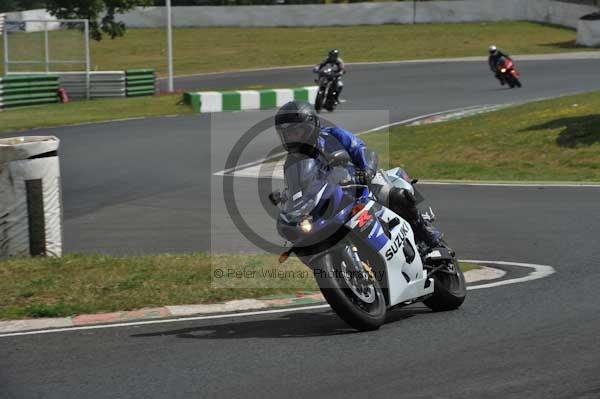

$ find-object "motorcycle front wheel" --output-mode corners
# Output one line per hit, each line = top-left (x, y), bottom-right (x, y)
(324, 88), (337, 112)
(314, 90), (324, 113)
(314, 252), (386, 331)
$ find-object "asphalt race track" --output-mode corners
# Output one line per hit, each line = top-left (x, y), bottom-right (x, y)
(1, 57), (600, 398)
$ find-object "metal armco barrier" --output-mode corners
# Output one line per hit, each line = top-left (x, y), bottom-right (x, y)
(0, 75), (59, 109)
(0, 68), (155, 106)
(0, 14), (5, 36)
(126, 69), (156, 97)
(59, 71), (126, 99)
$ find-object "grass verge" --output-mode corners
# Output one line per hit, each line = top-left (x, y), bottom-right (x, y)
(0, 93), (193, 133)
(0, 22), (589, 77)
(362, 91), (600, 181)
(0, 21), (590, 134)
(0, 252), (478, 320)
(0, 82), (311, 134)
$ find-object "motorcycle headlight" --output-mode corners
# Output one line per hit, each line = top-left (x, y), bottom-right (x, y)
(300, 218), (313, 233)
(501, 68), (507, 73)
(285, 199), (317, 222)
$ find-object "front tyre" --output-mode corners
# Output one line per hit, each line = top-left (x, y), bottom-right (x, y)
(314, 252), (386, 331)
(315, 90), (324, 113)
(423, 249), (466, 312)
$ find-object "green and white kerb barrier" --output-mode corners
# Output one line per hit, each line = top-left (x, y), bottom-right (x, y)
(183, 86), (318, 113)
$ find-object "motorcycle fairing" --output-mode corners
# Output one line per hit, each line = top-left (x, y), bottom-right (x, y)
(348, 199), (434, 307)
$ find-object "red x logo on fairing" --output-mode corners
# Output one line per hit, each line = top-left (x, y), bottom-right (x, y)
(357, 211), (372, 228)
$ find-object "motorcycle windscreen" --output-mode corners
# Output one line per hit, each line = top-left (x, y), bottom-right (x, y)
(282, 155), (328, 219)
(321, 62), (339, 75)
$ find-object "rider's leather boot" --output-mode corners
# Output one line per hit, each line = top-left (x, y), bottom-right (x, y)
(389, 187), (442, 250)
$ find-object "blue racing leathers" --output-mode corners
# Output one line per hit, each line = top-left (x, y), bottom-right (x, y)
(318, 126), (368, 170)
(316, 125), (442, 249)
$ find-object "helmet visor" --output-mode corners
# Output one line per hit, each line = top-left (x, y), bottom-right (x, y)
(277, 122), (317, 148)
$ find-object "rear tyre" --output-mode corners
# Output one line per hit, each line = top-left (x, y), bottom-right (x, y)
(314, 252), (386, 331)
(423, 246), (466, 312)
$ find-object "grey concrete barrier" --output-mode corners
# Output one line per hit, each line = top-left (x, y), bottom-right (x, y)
(577, 18), (600, 46)
(111, 0), (598, 28)
(545, 0), (599, 28)
(7, 1), (599, 30)
(115, 3), (415, 27)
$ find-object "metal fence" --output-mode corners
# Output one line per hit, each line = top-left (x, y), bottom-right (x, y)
(2, 19), (90, 99)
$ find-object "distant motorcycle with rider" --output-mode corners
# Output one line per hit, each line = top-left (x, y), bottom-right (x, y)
(313, 49), (345, 112)
(488, 45), (522, 88)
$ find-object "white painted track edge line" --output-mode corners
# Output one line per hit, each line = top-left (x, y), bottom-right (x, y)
(156, 52), (600, 81)
(214, 101), (600, 187)
(0, 304), (331, 338)
(0, 260), (555, 338)
(213, 105), (493, 176)
(462, 259), (556, 290)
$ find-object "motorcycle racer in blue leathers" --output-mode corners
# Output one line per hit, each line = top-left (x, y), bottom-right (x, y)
(272, 100), (442, 250)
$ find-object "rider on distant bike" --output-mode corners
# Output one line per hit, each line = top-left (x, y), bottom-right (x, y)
(314, 49), (346, 104)
(273, 100), (443, 251)
(488, 45), (511, 84)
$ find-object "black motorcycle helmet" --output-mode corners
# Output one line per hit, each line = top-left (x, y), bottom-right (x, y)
(275, 101), (320, 153)
(328, 48), (340, 61)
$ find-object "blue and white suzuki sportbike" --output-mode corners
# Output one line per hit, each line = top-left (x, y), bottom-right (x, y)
(274, 150), (466, 331)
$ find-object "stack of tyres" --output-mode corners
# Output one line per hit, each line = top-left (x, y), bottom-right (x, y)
(0, 75), (60, 109)
(126, 69), (156, 97)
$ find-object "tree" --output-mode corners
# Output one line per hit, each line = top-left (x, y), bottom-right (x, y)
(0, 0), (47, 13)
(45, 0), (152, 41)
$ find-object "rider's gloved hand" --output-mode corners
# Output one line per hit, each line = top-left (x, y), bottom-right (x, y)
(354, 168), (375, 185)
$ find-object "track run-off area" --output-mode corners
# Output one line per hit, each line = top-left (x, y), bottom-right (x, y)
(1, 54), (599, 399)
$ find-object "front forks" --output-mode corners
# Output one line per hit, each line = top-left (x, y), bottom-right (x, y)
(341, 244), (371, 282)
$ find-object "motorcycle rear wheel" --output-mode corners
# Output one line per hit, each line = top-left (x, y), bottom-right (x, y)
(514, 78), (522, 88)
(314, 253), (386, 331)
(423, 244), (466, 312)
(507, 76), (516, 88)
